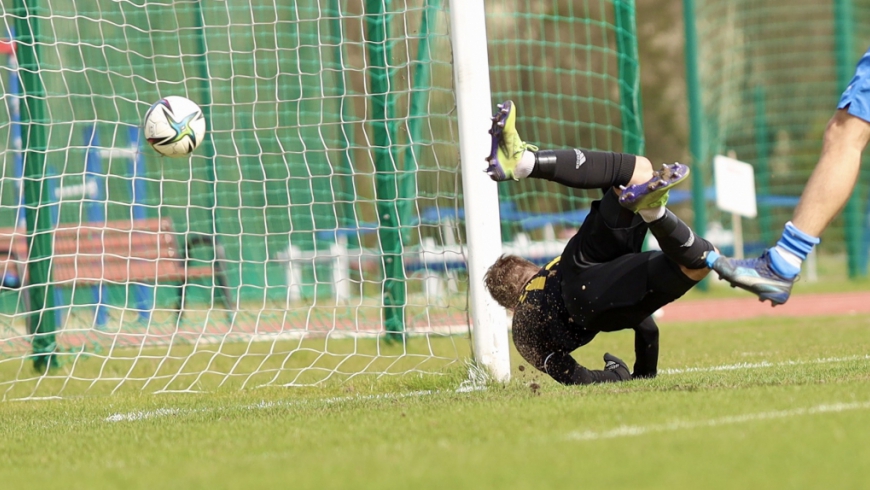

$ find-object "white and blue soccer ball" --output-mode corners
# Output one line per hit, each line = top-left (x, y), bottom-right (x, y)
(143, 96), (206, 158)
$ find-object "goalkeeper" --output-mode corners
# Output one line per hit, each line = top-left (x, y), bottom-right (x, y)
(483, 101), (716, 384)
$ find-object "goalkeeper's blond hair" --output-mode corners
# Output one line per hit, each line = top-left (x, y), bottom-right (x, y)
(483, 254), (540, 310)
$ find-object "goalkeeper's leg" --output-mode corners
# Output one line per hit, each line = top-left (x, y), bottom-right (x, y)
(486, 100), (683, 194)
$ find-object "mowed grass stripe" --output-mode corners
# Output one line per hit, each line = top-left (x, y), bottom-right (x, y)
(96, 353), (870, 424)
(1, 314), (868, 489)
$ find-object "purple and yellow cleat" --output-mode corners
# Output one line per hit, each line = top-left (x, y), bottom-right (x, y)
(485, 100), (538, 181)
(618, 162), (690, 212)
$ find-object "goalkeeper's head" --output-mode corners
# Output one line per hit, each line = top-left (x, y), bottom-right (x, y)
(484, 254), (540, 310)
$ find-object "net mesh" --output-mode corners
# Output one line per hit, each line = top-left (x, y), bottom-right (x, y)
(0, 0), (640, 399)
(487, 0), (642, 247)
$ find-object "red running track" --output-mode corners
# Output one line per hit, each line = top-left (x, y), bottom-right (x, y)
(659, 291), (870, 323)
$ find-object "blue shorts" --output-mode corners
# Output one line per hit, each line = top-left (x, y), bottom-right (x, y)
(838, 46), (870, 122)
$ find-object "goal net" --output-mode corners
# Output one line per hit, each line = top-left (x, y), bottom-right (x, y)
(0, 0), (642, 399)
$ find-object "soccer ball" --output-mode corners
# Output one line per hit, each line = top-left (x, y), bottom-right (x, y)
(143, 96), (206, 157)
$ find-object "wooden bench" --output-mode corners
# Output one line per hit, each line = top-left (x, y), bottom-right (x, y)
(0, 218), (233, 322)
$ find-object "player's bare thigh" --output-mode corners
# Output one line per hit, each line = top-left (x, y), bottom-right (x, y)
(678, 246), (719, 281)
(679, 264), (709, 281)
(824, 108), (870, 152)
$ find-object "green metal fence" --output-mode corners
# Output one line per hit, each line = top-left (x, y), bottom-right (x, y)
(486, 0), (644, 241)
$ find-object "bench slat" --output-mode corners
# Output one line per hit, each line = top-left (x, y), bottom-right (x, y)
(55, 218), (169, 233)
(0, 218), (213, 285)
(52, 258), (186, 284)
(52, 233), (172, 255)
(51, 237), (173, 258)
(185, 265), (216, 279)
(0, 234), (28, 259)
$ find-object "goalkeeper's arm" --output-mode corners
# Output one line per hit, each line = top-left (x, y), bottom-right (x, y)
(632, 317), (659, 379)
(521, 347), (631, 385)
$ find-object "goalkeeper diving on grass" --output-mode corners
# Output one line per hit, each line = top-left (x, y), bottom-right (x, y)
(483, 101), (720, 385)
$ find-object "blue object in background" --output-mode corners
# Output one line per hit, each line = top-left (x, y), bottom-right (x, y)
(128, 126), (152, 322)
(84, 126), (110, 329)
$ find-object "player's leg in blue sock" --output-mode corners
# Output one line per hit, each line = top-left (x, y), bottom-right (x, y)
(706, 222), (819, 306)
(767, 222), (820, 279)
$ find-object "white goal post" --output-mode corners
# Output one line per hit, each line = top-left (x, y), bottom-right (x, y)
(449, 0), (511, 382)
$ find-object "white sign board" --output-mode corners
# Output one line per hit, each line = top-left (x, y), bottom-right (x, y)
(713, 155), (757, 218)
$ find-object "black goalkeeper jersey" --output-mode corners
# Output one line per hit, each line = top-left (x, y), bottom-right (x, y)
(512, 257), (599, 361)
(562, 198), (648, 269)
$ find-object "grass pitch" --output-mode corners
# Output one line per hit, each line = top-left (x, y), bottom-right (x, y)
(1, 314), (869, 489)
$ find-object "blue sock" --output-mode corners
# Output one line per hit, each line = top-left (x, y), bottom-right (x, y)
(768, 249), (801, 278)
(769, 222), (820, 278)
(704, 250), (720, 268)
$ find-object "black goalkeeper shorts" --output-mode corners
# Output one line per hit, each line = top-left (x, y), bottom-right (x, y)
(560, 249), (697, 333)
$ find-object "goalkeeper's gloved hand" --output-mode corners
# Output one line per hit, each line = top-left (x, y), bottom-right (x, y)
(603, 353), (631, 381)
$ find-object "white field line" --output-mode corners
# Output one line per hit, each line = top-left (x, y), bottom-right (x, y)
(661, 354), (870, 375)
(105, 380), (489, 422)
(567, 400), (870, 442)
(105, 390), (440, 422)
(104, 354), (870, 423)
